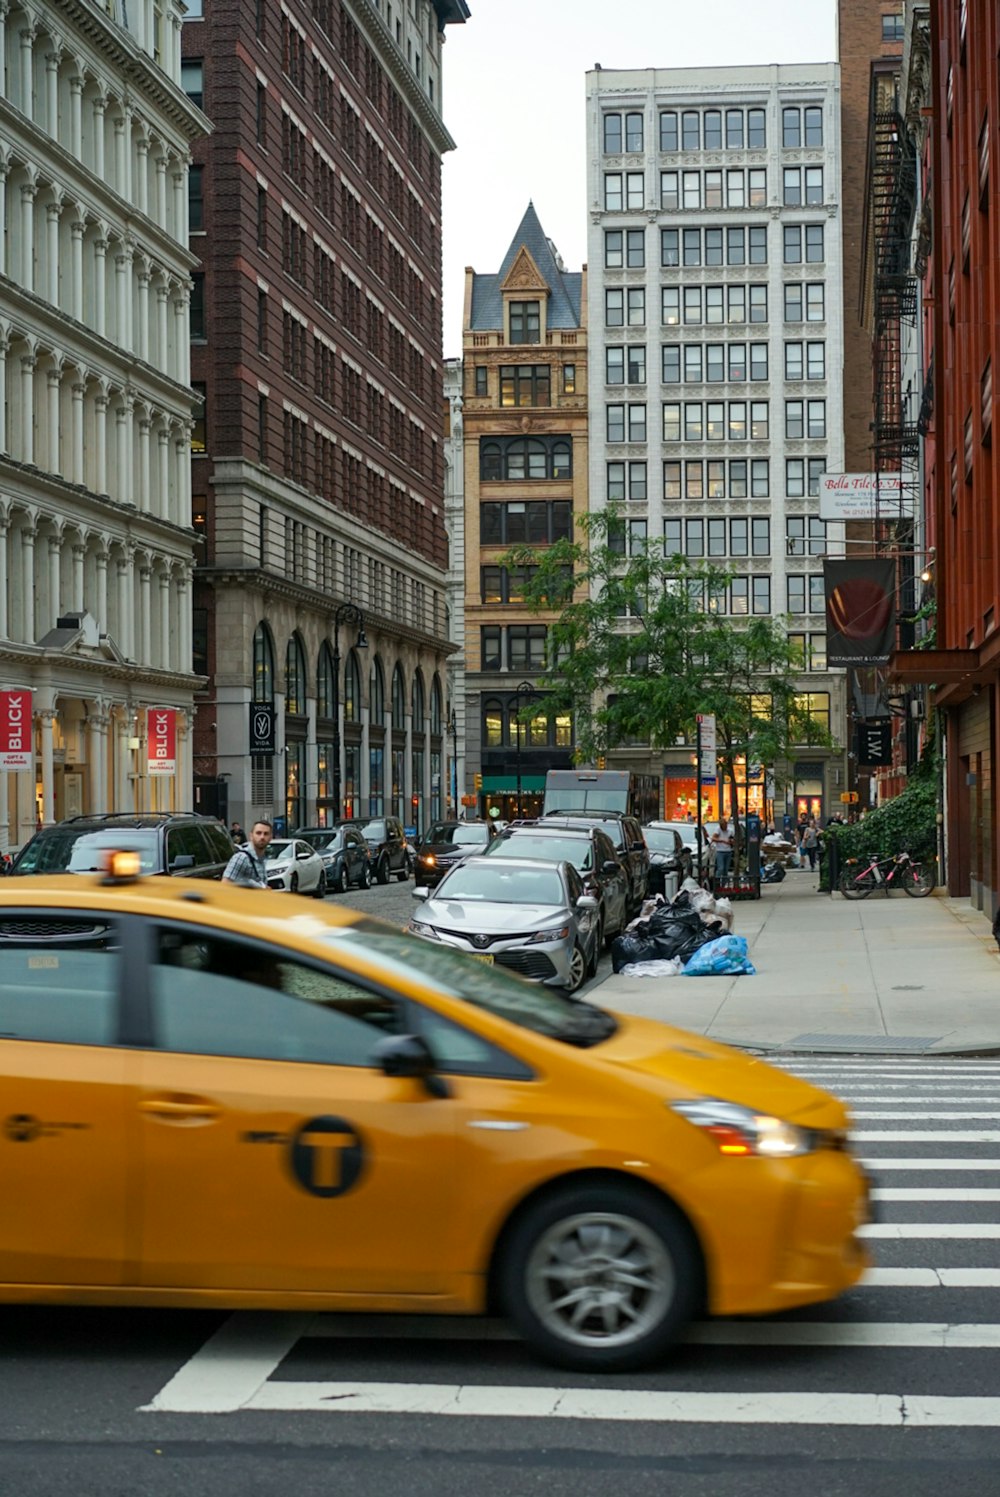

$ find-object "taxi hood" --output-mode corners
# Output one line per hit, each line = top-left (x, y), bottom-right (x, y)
(596, 1013), (848, 1126)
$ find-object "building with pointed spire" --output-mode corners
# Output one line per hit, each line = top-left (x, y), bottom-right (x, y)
(460, 205), (588, 819)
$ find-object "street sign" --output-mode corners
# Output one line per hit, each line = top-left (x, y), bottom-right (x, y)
(249, 703), (275, 755)
(696, 713), (716, 780)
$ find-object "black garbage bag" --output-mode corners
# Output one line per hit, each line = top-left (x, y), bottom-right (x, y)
(611, 931), (656, 972)
(761, 862), (786, 884)
(642, 903), (717, 964)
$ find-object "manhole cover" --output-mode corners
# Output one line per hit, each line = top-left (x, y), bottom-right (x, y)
(784, 1033), (942, 1053)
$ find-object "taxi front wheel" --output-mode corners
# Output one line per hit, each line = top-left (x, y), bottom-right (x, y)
(500, 1182), (701, 1372)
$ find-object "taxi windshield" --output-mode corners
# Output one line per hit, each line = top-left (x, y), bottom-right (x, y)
(321, 924), (616, 1047)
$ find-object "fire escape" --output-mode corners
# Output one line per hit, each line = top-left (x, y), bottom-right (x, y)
(861, 89), (923, 771)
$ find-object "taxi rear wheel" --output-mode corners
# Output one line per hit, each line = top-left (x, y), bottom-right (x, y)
(500, 1183), (700, 1372)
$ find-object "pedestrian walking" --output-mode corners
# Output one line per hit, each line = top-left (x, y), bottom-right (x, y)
(800, 817), (820, 870)
(222, 819), (273, 887)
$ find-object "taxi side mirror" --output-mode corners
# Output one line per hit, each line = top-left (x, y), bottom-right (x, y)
(371, 1034), (449, 1098)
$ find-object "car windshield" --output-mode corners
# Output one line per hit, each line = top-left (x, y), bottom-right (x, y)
(357, 820), (385, 842)
(425, 824), (489, 847)
(300, 831), (337, 851)
(264, 840), (293, 861)
(489, 834), (592, 872)
(644, 828), (678, 851)
(14, 829), (159, 875)
(322, 923), (617, 1048)
(433, 864), (564, 904)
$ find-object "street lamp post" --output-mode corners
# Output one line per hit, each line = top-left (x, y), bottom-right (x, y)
(514, 680), (534, 819)
(331, 603), (367, 820)
(448, 705), (458, 815)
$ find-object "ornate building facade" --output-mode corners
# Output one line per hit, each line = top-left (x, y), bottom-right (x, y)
(0, 0), (207, 849)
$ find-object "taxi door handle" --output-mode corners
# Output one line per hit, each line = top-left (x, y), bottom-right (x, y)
(138, 1095), (221, 1124)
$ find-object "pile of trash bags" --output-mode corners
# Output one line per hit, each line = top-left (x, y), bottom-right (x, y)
(611, 880), (756, 978)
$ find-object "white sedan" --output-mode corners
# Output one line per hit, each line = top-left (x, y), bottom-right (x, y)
(262, 838), (326, 896)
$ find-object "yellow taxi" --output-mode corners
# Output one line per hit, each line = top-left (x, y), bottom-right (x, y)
(0, 861), (869, 1372)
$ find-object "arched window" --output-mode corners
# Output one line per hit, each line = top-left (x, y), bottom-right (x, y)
(480, 440), (502, 480)
(430, 675), (443, 734)
(392, 663), (406, 721)
(412, 670), (425, 730)
(370, 659), (385, 725)
(551, 440), (572, 479)
(285, 634), (307, 715)
(483, 698), (504, 748)
(253, 622), (275, 703)
(344, 650), (362, 722)
(317, 643), (336, 719)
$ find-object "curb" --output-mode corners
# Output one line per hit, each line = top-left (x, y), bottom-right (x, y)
(726, 1040), (1000, 1059)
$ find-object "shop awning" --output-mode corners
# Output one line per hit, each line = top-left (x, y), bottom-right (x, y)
(482, 774), (546, 793)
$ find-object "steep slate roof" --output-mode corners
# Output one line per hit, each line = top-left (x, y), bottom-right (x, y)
(469, 203), (582, 332)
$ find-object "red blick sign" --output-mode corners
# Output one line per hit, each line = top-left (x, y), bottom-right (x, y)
(147, 708), (177, 776)
(0, 690), (33, 771)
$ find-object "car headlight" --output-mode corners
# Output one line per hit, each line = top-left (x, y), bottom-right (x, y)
(408, 919), (441, 939)
(526, 924), (571, 944)
(669, 1098), (813, 1158)
(419, 854), (437, 867)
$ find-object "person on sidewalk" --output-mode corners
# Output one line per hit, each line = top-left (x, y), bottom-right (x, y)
(800, 817), (820, 870)
(222, 819), (273, 887)
(711, 817), (734, 884)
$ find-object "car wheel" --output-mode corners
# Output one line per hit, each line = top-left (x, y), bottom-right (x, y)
(563, 942), (587, 995)
(336, 864), (350, 894)
(289, 873), (299, 894)
(500, 1182), (701, 1373)
(360, 863), (373, 889)
(313, 871), (326, 898)
(396, 856), (410, 882)
(376, 856), (390, 885)
(585, 931), (600, 979)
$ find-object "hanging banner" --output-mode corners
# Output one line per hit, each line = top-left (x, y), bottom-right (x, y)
(147, 707), (177, 776)
(857, 722), (893, 767)
(249, 703), (276, 755)
(823, 559), (896, 667)
(0, 690), (33, 771)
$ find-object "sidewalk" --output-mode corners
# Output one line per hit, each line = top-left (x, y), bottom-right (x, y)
(595, 871), (1000, 1055)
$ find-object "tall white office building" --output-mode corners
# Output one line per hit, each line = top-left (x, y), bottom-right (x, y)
(586, 63), (848, 825)
(0, 0), (206, 849)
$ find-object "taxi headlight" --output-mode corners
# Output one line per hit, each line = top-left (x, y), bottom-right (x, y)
(669, 1098), (812, 1158)
(526, 925), (570, 944)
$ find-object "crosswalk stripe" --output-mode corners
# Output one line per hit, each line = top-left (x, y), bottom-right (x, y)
(852, 1129), (1000, 1141)
(834, 1094), (1000, 1101)
(861, 1158), (1000, 1170)
(850, 1111), (1000, 1119)
(861, 1223), (1000, 1239)
(863, 1268), (1000, 1286)
(873, 1187), (1000, 1201)
(242, 1381), (1000, 1426)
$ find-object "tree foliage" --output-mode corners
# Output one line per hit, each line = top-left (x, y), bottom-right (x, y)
(504, 507), (835, 788)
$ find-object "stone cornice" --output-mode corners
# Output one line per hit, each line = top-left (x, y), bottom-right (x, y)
(0, 637), (203, 691)
(0, 453), (198, 555)
(350, 0), (457, 155)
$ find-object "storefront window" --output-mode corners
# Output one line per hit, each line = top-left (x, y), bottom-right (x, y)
(392, 747), (405, 822)
(285, 740), (306, 830)
(369, 745), (384, 815)
(664, 770), (718, 823)
(344, 744), (360, 820)
(431, 750), (442, 821)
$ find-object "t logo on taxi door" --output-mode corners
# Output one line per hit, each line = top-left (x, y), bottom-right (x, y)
(289, 1115), (364, 1198)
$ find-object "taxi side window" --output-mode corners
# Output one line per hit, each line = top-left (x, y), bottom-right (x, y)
(151, 929), (401, 1066)
(0, 917), (119, 1046)
(414, 1006), (534, 1080)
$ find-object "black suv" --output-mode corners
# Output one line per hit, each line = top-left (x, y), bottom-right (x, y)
(485, 822), (629, 945)
(11, 813), (235, 880)
(542, 812), (650, 915)
(296, 825), (373, 893)
(326, 815), (409, 884)
(413, 820), (497, 887)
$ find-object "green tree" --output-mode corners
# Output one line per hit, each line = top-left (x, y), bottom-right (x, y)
(505, 509), (834, 864)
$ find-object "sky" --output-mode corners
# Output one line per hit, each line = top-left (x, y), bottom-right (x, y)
(439, 0), (837, 358)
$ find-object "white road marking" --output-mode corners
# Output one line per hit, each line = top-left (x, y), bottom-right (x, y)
(861, 1158), (1000, 1170)
(851, 1112), (1000, 1120)
(852, 1130), (1000, 1142)
(860, 1223), (1000, 1240)
(863, 1267), (1000, 1286)
(242, 1381), (1000, 1426)
(140, 1311), (309, 1413)
(873, 1187), (1000, 1201)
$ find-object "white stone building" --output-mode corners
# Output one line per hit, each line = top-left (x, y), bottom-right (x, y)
(0, 0), (206, 848)
(585, 63), (849, 824)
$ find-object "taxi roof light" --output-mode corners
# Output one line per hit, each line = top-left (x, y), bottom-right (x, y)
(100, 848), (143, 883)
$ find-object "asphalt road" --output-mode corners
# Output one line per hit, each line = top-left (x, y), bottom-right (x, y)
(3, 1057), (1000, 1496)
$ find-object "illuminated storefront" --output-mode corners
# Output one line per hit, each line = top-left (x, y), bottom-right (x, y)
(663, 765), (718, 823)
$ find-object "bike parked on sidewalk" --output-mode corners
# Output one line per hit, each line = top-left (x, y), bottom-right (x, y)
(838, 849), (936, 899)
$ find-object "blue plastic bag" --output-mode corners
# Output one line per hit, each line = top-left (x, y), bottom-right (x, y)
(681, 934), (756, 976)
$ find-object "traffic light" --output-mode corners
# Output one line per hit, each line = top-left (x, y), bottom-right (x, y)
(474, 772), (483, 791)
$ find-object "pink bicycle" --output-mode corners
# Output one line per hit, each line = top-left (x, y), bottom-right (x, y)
(839, 850), (936, 899)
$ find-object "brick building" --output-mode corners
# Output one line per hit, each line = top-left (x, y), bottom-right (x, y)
(183, 0), (468, 834)
(892, 0), (1000, 912)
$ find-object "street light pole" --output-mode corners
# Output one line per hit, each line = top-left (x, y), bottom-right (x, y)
(515, 680), (534, 819)
(448, 705), (458, 815)
(331, 603), (367, 820)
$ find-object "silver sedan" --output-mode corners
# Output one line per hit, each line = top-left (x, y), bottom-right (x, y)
(408, 856), (600, 994)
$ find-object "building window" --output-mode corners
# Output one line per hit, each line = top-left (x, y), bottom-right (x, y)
(190, 273), (205, 339)
(747, 107), (766, 148)
(474, 366), (488, 397)
(659, 111), (678, 151)
(509, 301), (540, 345)
(499, 365), (551, 407)
(191, 382), (206, 453)
(256, 185), (267, 249)
(804, 106), (823, 146)
(181, 59), (204, 109)
(562, 364), (576, 394)
(786, 516), (827, 556)
(188, 165), (204, 231)
(881, 13), (904, 42)
(256, 82), (267, 147)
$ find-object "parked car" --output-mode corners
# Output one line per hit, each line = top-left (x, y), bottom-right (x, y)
(10, 813), (235, 880)
(485, 823), (629, 946)
(296, 826), (372, 893)
(542, 812), (649, 914)
(409, 856), (601, 993)
(262, 838), (326, 896)
(0, 863), (870, 1371)
(642, 823), (695, 895)
(413, 820), (497, 887)
(648, 820), (707, 880)
(328, 816), (410, 884)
